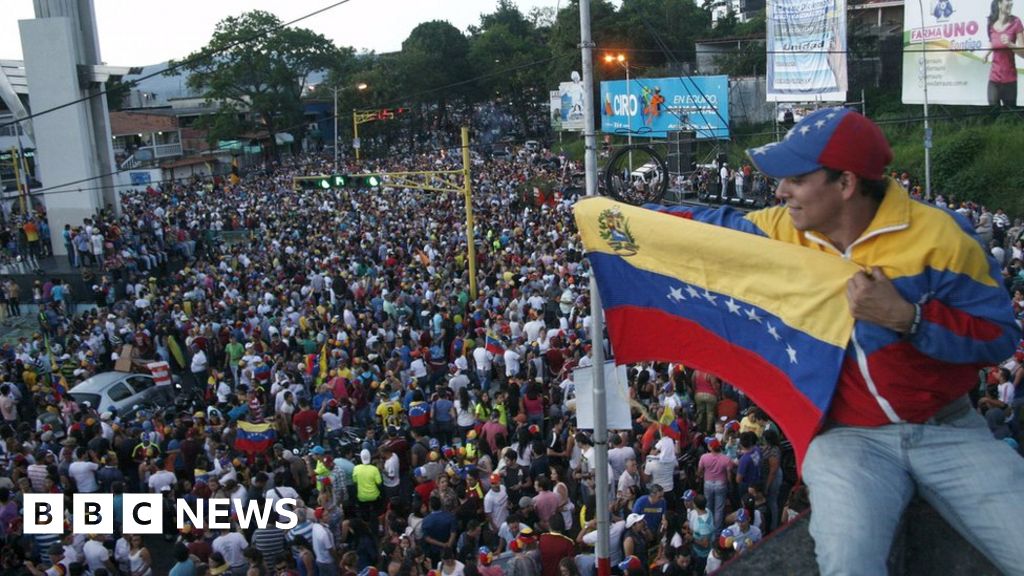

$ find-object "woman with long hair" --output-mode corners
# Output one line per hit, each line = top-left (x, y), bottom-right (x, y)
(127, 534), (153, 576)
(455, 386), (476, 436)
(550, 465), (576, 534)
(985, 0), (1024, 106)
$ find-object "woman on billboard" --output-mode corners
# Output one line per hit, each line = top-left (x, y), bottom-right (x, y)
(985, 0), (1024, 107)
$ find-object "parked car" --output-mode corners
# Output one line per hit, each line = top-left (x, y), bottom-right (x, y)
(524, 140), (541, 152)
(68, 371), (174, 415)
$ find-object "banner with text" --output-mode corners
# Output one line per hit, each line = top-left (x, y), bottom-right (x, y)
(902, 1), (1013, 105)
(599, 76), (730, 140)
(767, 0), (848, 102)
(558, 76), (586, 132)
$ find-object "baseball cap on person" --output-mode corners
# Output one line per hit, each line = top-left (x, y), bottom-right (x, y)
(736, 509), (750, 523)
(682, 489), (696, 502)
(747, 108), (892, 181)
(625, 513), (646, 529)
(360, 449), (371, 464)
(618, 555), (643, 572)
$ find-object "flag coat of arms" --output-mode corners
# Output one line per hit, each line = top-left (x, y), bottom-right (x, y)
(575, 197), (862, 467)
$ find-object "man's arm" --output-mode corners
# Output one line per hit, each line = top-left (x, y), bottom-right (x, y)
(644, 204), (772, 237)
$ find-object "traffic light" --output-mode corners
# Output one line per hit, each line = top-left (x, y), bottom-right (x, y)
(294, 174), (380, 191)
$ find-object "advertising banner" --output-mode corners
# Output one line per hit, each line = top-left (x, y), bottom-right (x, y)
(599, 76), (730, 140)
(549, 90), (563, 132)
(766, 0), (848, 102)
(558, 72), (586, 132)
(903, 1), (1016, 106)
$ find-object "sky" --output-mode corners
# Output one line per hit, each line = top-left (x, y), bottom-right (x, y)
(0, 0), (579, 67)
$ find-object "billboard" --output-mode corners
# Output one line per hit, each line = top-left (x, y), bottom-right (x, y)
(556, 72), (586, 132)
(599, 76), (730, 140)
(903, 2), (1012, 106)
(766, 0), (848, 102)
(549, 90), (563, 132)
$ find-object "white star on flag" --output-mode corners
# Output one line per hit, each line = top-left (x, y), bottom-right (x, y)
(745, 308), (762, 323)
(724, 298), (742, 315)
(815, 119), (827, 129)
(766, 322), (782, 341)
(786, 344), (798, 364)
(668, 286), (685, 302)
(799, 125), (811, 135)
(703, 291), (718, 305)
(685, 286), (701, 299)
(826, 112), (837, 119)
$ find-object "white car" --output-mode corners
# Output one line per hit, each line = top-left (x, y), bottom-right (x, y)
(68, 371), (174, 415)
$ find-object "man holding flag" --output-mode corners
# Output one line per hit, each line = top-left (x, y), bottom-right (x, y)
(577, 108), (1024, 575)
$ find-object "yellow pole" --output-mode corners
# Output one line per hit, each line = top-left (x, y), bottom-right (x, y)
(352, 110), (360, 163)
(10, 147), (26, 214)
(460, 126), (477, 300)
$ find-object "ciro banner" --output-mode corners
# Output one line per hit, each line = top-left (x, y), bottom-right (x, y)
(902, 1), (1017, 106)
(599, 76), (730, 140)
(766, 0), (848, 102)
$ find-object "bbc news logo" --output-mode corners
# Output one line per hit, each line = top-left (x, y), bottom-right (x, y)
(23, 494), (299, 534)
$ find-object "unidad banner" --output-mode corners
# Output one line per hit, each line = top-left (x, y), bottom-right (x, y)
(902, 0), (1019, 106)
(766, 0), (848, 102)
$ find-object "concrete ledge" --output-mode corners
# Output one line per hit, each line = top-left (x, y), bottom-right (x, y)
(720, 498), (1000, 575)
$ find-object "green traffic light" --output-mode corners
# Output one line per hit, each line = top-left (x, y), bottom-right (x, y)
(319, 178), (331, 189)
(334, 175), (346, 187)
(366, 175), (381, 187)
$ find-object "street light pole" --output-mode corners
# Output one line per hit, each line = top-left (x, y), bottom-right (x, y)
(917, 0), (932, 200)
(625, 60), (633, 172)
(333, 86), (339, 168)
(605, 54), (633, 173)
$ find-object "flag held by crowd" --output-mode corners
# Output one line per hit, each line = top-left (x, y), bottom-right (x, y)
(485, 331), (506, 355)
(574, 197), (861, 467)
(234, 420), (277, 454)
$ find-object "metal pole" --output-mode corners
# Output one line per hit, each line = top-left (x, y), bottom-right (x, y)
(580, 3), (610, 575)
(353, 110), (361, 163)
(626, 64), (633, 172)
(333, 87), (339, 168)
(917, 0), (932, 200)
(460, 126), (478, 300)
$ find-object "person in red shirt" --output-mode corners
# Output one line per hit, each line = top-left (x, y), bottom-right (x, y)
(292, 399), (319, 443)
(479, 411), (507, 455)
(537, 525), (576, 576)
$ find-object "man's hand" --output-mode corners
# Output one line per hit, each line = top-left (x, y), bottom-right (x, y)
(846, 267), (916, 333)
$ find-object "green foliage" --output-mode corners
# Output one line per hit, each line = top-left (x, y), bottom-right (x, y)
(166, 10), (342, 147)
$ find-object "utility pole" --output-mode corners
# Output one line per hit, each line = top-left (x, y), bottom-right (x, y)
(580, 2), (611, 575)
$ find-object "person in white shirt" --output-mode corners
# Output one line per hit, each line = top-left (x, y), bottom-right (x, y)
(382, 445), (401, 499)
(483, 473), (509, 532)
(147, 462), (176, 494)
(212, 529), (249, 572)
(472, 346), (494, 389)
(310, 517), (337, 575)
(83, 534), (115, 574)
(504, 346), (522, 379)
(68, 449), (100, 493)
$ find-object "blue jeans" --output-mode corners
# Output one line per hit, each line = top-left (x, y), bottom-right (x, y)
(704, 480), (728, 530)
(803, 397), (1024, 576)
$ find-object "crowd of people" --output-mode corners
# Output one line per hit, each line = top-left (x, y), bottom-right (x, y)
(0, 108), (1022, 576)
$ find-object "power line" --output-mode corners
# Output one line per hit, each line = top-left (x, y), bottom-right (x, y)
(0, 0), (357, 132)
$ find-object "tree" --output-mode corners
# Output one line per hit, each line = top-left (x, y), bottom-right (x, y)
(396, 21), (473, 129)
(469, 1), (549, 133)
(167, 10), (341, 151)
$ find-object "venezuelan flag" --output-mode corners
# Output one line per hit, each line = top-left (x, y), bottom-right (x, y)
(485, 331), (506, 355)
(575, 197), (861, 467)
(234, 420), (277, 454)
